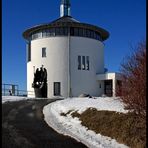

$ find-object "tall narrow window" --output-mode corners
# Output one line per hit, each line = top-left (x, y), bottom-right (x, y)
(50, 28), (55, 36)
(78, 56), (81, 70)
(59, 28), (64, 35)
(86, 29), (90, 37)
(42, 30), (47, 37)
(79, 28), (83, 36)
(70, 27), (74, 36)
(54, 82), (61, 96)
(46, 29), (50, 37)
(42, 47), (46, 57)
(63, 27), (68, 35)
(82, 56), (85, 70)
(38, 32), (42, 38)
(55, 28), (60, 35)
(86, 56), (89, 70)
(74, 28), (79, 36)
(27, 42), (31, 62)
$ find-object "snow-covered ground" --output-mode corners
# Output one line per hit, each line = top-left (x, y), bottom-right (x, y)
(2, 96), (29, 103)
(2, 96), (57, 103)
(43, 97), (129, 148)
(2, 96), (129, 148)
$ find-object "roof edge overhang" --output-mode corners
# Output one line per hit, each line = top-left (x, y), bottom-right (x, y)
(23, 17), (109, 41)
(96, 73), (122, 81)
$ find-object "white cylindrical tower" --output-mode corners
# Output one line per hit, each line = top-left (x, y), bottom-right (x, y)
(23, 1), (109, 98)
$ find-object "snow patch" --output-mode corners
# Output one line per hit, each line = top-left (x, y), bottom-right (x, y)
(2, 96), (29, 103)
(43, 97), (129, 148)
(2, 96), (52, 104)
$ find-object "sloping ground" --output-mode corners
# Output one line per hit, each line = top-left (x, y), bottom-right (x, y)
(43, 97), (129, 148)
(70, 108), (146, 148)
(2, 99), (87, 148)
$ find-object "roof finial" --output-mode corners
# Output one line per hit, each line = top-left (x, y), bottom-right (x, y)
(60, 0), (71, 17)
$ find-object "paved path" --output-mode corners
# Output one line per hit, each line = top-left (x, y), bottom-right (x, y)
(2, 99), (87, 148)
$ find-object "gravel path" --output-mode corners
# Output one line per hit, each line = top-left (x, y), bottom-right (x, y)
(2, 99), (87, 148)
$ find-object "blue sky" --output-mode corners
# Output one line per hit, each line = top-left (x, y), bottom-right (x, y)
(2, 0), (146, 90)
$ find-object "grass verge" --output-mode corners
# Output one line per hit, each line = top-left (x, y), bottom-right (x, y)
(62, 108), (146, 148)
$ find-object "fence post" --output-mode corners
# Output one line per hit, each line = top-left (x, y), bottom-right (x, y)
(12, 85), (15, 96)
(17, 85), (19, 96)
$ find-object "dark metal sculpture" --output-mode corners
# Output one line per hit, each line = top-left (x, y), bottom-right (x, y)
(32, 66), (47, 98)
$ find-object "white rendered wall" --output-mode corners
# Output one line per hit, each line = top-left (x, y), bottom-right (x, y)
(27, 36), (105, 98)
(27, 37), (69, 98)
(70, 37), (105, 97)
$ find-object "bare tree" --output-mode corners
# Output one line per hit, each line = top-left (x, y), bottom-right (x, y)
(117, 41), (146, 118)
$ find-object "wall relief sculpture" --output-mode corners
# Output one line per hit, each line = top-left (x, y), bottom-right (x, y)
(32, 66), (47, 98)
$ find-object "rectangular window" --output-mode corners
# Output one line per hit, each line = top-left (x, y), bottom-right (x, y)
(86, 56), (89, 70)
(78, 28), (83, 36)
(74, 28), (79, 36)
(59, 28), (64, 35)
(46, 29), (50, 37)
(86, 29), (90, 37)
(42, 47), (46, 57)
(70, 27), (74, 36)
(50, 28), (55, 36)
(32, 32), (42, 39)
(83, 29), (86, 37)
(100, 84), (101, 88)
(96, 33), (101, 40)
(27, 42), (31, 62)
(42, 30), (47, 37)
(90, 31), (94, 38)
(55, 28), (60, 35)
(82, 56), (85, 70)
(38, 32), (42, 38)
(78, 56), (81, 70)
(63, 27), (68, 35)
(54, 82), (61, 96)
(32, 33), (37, 40)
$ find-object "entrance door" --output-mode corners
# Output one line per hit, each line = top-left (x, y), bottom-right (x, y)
(104, 80), (112, 97)
(54, 82), (61, 96)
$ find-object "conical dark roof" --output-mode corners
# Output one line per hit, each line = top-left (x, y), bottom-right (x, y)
(50, 16), (79, 23)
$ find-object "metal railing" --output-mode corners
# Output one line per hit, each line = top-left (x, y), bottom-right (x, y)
(2, 84), (34, 97)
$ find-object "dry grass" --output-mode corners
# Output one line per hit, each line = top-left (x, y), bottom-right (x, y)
(60, 110), (74, 116)
(69, 108), (146, 148)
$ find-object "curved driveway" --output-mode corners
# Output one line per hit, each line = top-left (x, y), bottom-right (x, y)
(2, 99), (87, 148)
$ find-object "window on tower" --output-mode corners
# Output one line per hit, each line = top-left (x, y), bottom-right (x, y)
(82, 56), (85, 70)
(42, 30), (47, 37)
(46, 29), (50, 37)
(30, 27), (102, 41)
(78, 56), (81, 70)
(27, 42), (31, 62)
(74, 28), (79, 36)
(54, 82), (61, 96)
(55, 28), (60, 35)
(42, 47), (46, 57)
(63, 27), (68, 35)
(78, 55), (90, 71)
(78, 28), (83, 36)
(86, 56), (89, 70)
(86, 29), (90, 38)
(70, 27), (74, 36)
